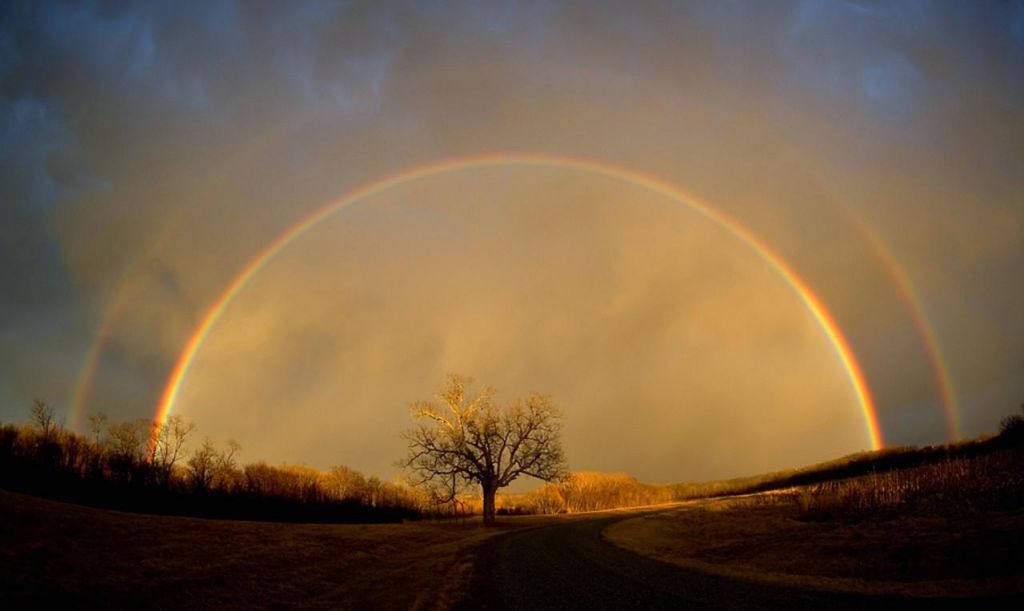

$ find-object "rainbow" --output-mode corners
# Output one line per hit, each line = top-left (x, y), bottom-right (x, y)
(68, 294), (123, 432)
(153, 153), (884, 450)
(68, 112), (324, 432)
(854, 222), (959, 440)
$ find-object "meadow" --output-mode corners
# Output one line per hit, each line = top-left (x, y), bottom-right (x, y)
(0, 488), (514, 608)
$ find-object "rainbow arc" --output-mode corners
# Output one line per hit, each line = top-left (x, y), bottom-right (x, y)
(149, 154), (885, 450)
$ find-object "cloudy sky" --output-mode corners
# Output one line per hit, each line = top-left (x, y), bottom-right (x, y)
(1, 1), (1022, 484)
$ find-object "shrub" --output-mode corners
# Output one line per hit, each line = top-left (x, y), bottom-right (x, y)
(999, 405), (1024, 443)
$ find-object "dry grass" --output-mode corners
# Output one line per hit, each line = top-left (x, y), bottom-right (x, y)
(667, 434), (1014, 502)
(0, 489), (516, 609)
(605, 449), (1024, 598)
(606, 497), (1024, 597)
(790, 450), (1024, 521)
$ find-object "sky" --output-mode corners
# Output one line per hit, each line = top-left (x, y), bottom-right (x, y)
(1, 1), (1022, 484)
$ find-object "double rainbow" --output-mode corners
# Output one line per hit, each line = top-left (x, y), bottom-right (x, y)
(149, 153), (884, 449)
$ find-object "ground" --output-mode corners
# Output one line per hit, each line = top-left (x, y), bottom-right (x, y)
(0, 490), (510, 609)
(4, 490), (1023, 608)
(604, 494), (1024, 598)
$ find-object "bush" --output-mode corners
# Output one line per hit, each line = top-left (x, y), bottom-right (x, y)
(999, 405), (1024, 443)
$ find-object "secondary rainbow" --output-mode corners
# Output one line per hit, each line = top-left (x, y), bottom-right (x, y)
(153, 153), (884, 449)
(68, 294), (124, 432)
(68, 112), (327, 432)
(854, 221), (959, 440)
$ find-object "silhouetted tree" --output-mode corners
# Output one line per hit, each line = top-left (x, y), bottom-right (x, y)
(425, 471), (467, 520)
(402, 374), (568, 524)
(29, 399), (61, 467)
(106, 419), (149, 482)
(213, 439), (242, 490)
(31, 399), (57, 441)
(149, 415), (197, 485)
(187, 438), (219, 493)
(87, 412), (107, 447)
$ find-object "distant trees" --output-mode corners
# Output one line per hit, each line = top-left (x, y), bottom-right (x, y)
(552, 472), (674, 513)
(323, 465), (368, 501)
(0, 401), (424, 523)
(507, 471), (675, 514)
(402, 374), (568, 524)
(6, 395), (1024, 525)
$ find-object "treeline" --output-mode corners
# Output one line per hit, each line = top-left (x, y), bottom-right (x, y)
(512, 472), (675, 514)
(9, 400), (1022, 523)
(460, 472), (677, 516)
(0, 401), (424, 523)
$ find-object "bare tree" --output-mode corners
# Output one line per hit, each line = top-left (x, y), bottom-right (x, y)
(31, 399), (58, 441)
(106, 419), (150, 482)
(402, 374), (568, 525)
(187, 438), (218, 493)
(107, 420), (148, 461)
(426, 471), (468, 521)
(149, 414), (197, 484)
(213, 439), (242, 490)
(87, 412), (108, 447)
(325, 465), (369, 502)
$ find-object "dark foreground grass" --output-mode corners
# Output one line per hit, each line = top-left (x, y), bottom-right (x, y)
(0, 489), (512, 609)
(608, 496), (1024, 597)
(606, 446), (1024, 598)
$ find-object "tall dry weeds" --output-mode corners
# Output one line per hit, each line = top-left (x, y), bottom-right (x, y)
(791, 449), (1024, 522)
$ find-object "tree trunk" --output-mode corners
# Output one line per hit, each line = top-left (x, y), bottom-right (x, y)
(482, 482), (497, 525)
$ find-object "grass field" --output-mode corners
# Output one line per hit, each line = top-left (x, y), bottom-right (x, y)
(0, 490), (511, 609)
(606, 496), (1024, 597)
(605, 447), (1024, 598)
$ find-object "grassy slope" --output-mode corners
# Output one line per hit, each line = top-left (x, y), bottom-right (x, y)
(607, 438), (1024, 598)
(0, 490), (509, 609)
(605, 494), (1024, 597)
(670, 435), (1010, 500)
